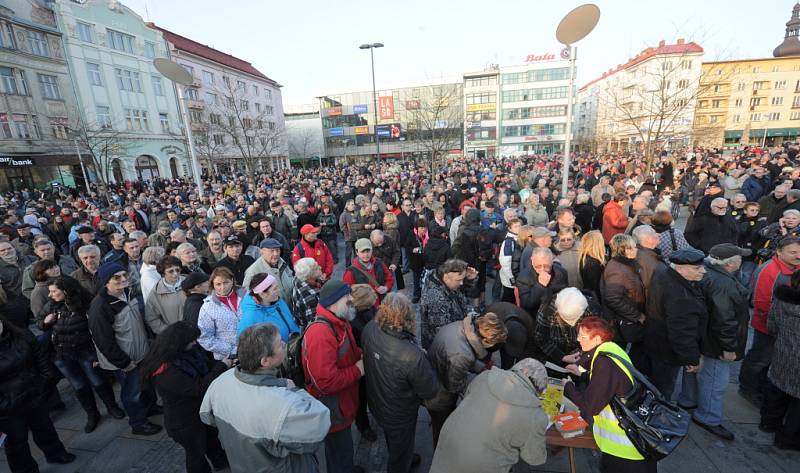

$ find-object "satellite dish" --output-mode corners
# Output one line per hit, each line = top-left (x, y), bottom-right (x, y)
(556, 3), (601, 45)
(154, 58), (193, 86)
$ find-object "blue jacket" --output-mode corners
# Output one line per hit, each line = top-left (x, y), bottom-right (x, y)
(741, 175), (772, 202)
(237, 294), (300, 342)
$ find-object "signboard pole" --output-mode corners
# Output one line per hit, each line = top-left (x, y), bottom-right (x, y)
(73, 138), (90, 192)
(370, 48), (380, 160)
(561, 45), (576, 197)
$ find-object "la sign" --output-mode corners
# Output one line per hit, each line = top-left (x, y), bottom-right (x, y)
(525, 53), (556, 63)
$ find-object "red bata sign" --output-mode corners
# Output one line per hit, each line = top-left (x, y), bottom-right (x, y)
(525, 53), (556, 63)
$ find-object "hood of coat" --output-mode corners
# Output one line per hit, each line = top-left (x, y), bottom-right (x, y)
(774, 284), (800, 317)
(487, 369), (542, 408)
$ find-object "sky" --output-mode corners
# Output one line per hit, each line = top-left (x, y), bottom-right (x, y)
(124, 0), (795, 107)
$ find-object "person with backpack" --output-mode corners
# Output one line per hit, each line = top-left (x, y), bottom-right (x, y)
(342, 239), (393, 310)
(563, 316), (658, 473)
(291, 224), (334, 280)
(497, 218), (520, 303)
(302, 280), (366, 473)
(452, 208), (492, 307)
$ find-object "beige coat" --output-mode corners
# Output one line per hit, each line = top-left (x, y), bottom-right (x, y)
(144, 278), (187, 334)
(430, 368), (548, 473)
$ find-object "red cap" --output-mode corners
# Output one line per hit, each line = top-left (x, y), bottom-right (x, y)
(300, 224), (320, 235)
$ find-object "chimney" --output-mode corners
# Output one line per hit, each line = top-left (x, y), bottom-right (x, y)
(658, 40), (666, 47)
(677, 38), (685, 45)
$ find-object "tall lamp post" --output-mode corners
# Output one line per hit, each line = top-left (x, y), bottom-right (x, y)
(154, 58), (204, 198)
(556, 4), (600, 196)
(359, 43), (384, 160)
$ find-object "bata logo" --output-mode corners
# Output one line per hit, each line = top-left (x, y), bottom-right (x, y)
(525, 53), (556, 62)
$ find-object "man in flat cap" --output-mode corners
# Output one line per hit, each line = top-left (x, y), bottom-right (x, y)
(642, 248), (709, 400)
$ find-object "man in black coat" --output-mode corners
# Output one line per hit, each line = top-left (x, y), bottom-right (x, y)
(180, 272), (209, 327)
(515, 247), (568, 317)
(684, 197), (739, 254)
(642, 248), (709, 401)
(214, 236), (255, 286)
(397, 200), (414, 273)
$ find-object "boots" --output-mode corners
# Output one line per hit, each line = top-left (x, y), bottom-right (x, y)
(94, 382), (126, 419)
(74, 387), (101, 433)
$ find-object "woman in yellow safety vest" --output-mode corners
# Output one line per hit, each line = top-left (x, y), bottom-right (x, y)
(563, 316), (657, 473)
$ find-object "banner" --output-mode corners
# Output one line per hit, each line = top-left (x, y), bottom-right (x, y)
(354, 126), (369, 135)
(405, 99), (420, 110)
(353, 104), (368, 114)
(379, 96), (395, 119)
(328, 127), (343, 136)
(466, 103), (496, 112)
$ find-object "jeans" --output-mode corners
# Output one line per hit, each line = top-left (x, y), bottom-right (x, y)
(739, 330), (775, 396)
(678, 356), (731, 425)
(324, 426), (355, 473)
(401, 247), (410, 273)
(0, 407), (67, 473)
(761, 380), (800, 445)
(738, 260), (757, 287)
(383, 419), (418, 473)
(53, 349), (106, 391)
(411, 269), (423, 300)
(114, 367), (153, 428)
(169, 422), (227, 473)
(344, 241), (354, 267)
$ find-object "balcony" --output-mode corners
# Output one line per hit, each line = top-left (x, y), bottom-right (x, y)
(187, 100), (205, 110)
(191, 76), (202, 88)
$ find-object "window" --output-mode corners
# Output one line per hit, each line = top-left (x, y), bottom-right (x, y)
(712, 84), (722, 93)
(252, 85), (259, 96)
(50, 117), (68, 139)
(772, 96), (784, 106)
(465, 92), (496, 104)
(202, 70), (214, 84)
(265, 105), (273, 115)
(115, 68), (142, 92)
(257, 119), (263, 129)
(13, 114), (31, 138)
(182, 64), (194, 76)
(222, 76), (230, 88)
(38, 74), (61, 99)
(159, 113), (169, 132)
(2, 24), (16, 49)
(698, 100), (708, 109)
(709, 115), (719, 123)
(681, 60), (692, 69)
(242, 118), (252, 128)
(753, 81), (768, 90)
(144, 41), (156, 59)
(210, 113), (221, 125)
(502, 105), (567, 120)
(255, 102), (261, 112)
(711, 99), (721, 108)
(185, 88), (199, 100)
(236, 80), (245, 90)
(768, 112), (781, 121)
(790, 111), (800, 120)
(264, 89), (272, 100)
(750, 112), (762, 121)
(501, 86), (568, 102)
(96, 106), (112, 128)
(0, 113), (12, 138)
(775, 80), (786, 90)
(213, 134), (224, 145)
(731, 114), (741, 123)
(225, 95), (234, 107)
(502, 123), (566, 137)
(752, 66), (760, 73)
(466, 127), (496, 140)
(228, 116), (235, 127)
(796, 80), (800, 92)
(0, 66), (27, 95)
(734, 98), (743, 107)
(246, 136), (255, 146)
(661, 61), (672, 71)
(737, 82), (746, 92)
(76, 22), (95, 43)
(152, 76), (164, 96)
(773, 65), (781, 73)
(86, 63), (102, 86)
(793, 96), (800, 108)
(465, 75), (499, 87)
(241, 100), (249, 111)
(205, 92), (217, 104)
(466, 109), (497, 121)
(27, 31), (49, 57)
(501, 68), (568, 85)
(678, 79), (689, 89)
(750, 97), (763, 107)
(125, 109), (149, 131)
(106, 29), (135, 54)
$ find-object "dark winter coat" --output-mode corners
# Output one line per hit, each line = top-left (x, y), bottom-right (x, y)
(419, 273), (476, 349)
(361, 320), (439, 429)
(423, 236), (452, 270)
(0, 329), (54, 417)
(767, 283), (800, 398)
(574, 203), (594, 235)
(644, 266), (708, 366)
(600, 256), (646, 342)
(579, 255), (605, 301)
(215, 254), (255, 286)
(182, 293), (207, 327)
(38, 299), (94, 360)
(514, 262), (568, 316)
(699, 261), (749, 360)
(88, 288), (150, 370)
(684, 213), (739, 254)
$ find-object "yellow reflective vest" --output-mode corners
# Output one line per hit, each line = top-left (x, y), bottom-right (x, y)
(589, 342), (644, 461)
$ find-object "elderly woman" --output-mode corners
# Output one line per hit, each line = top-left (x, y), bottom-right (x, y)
(760, 209), (800, 254)
(600, 234), (646, 347)
(524, 194), (549, 227)
(30, 259), (61, 320)
(554, 228), (582, 288)
(176, 243), (212, 275)
(144, 256), (187, 335)
(651, 209), (693, 260)
(534, 287), (601, 365)
(290, 257), (324, 329)
(197, 267), (246, 361)
(237, 273), (299, 342)
(140, 246), (166, 303)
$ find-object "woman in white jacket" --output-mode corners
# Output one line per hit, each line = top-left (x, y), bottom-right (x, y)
(139, 246), (165, 303)
(197, 267), (247, 361)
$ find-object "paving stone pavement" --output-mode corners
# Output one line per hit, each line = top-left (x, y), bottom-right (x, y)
(3, 210), (800, 472)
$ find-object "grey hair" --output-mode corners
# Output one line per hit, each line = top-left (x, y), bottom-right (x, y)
(77, 244), (100, 257)
(129, 230), (146, 240)
(632, 224), (657, 244)
(576, 193), (590, 204)
(176, 242), (196, 256)
(734, 193), (747, 201)
(370, 229), (384, 241)
(170, 229), (185, 239)
(711, 197), (728, 207)
(237, 323), (280, 372)
(293, 257), (320, 282)
(142, 246), (165, 266)
(510, 358), (548, 395)
(531, 247), (554, 261)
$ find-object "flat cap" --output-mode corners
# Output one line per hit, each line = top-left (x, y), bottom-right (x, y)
(709, 243), (751, 259)
(668, 248), (705, 265)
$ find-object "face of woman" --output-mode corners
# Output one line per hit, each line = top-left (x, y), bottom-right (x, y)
(45, 266), (61, 278)
(260, 284), (280, 304)
(164, 266), (181, 284)
(624, 245), (638, 259)
(213, 277), (233, 297)
(576, 328), (603, 352)
(48, 285), (65, 302)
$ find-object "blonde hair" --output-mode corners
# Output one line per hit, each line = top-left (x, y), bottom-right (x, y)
(517, 225), (535, 248)
(609, 234), (636, 257)
(579, 230), (606, 266)
(476, 312), (508, 346)
(376, 292), (415, 334)
(383, 212), (398, 226)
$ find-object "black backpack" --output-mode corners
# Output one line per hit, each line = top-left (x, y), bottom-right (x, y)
(283, 317), (337, 387)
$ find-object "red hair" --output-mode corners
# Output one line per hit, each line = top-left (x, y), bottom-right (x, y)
(576, 316), (614, 343)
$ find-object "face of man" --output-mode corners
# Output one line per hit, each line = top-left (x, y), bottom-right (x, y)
(732, 196), (746, 209)
(123, 221), (136, 233)
(775, 187), (788, 199)
(262, 247), (281, 266)
(0, 242), (16, 261)
(124, 241), (141, 260)
(533, 235), (552, 248)
(531, 254), (553, 274)
(783, 213), (800, 228)
(17, 227), (31, 238)
(678, 264), (706, 281)
(80, 232), (94, 243)
(207, 233), (222, 250)
(357, 246), (372, 264)
(34, 243), (55, 261)
(259, 221), (272, 236)
(557, 212), (575, 228)
(442, 270), (466, 291)
(106, 270), (129, 294)
(304, 231), (318, 243)
(557, 234), (575, 249)
(110, 233), (124, 250)
(711, 201), (728, 216)
(225, 243), (243, 259)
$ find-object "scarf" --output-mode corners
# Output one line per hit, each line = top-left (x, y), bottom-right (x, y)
(414, 227), (429, 248)
(217, 289), (239, 313)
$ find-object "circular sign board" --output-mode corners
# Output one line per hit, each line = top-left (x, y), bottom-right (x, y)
(556, 4), (601, 45)
(154, 58), (193, 86)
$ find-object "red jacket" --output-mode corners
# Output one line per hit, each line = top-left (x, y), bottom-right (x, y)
(602, 202), (629, 244)
(342, 257), (394, 309)
(752, 256), (795, 334)
(302, 305), (362, 432)
(291, 238), (334, 278)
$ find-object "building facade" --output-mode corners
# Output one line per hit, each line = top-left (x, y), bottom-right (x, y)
(317, 82), (463, 163)
(285, 103), (323, 167)
(51, 0), (187, 184)
(0, 0), (85, 192)
(463, 54), (572, 158)
(578, 39), (704, 154)
(150, 23), (288, 174)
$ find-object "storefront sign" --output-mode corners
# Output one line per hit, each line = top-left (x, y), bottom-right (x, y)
(466, 103), (496, 112)
(376, 123), (403, 140)
(0, 156), (34, 166)
(525, 53), (556, 63)
(405, 99), (420, 110)
(354, 126), (369, 135)
(326, 107), (342, 117)
(353, 104), (368, 114)
(328, 127), (344, 136)
(379, 96), (395, 119)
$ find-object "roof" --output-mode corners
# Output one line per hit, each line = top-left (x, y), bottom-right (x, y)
(579, 40), (703, 91)
(147, 23), (278, 87)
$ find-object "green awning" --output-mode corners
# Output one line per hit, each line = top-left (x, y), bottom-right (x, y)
(748, 128), (800, 137)
(724, 130), (743, 139)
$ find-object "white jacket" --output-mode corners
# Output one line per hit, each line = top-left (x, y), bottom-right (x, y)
(498, 231), (517, 288)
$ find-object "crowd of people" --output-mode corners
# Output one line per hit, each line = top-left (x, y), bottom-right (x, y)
(1, 141), (799, 473)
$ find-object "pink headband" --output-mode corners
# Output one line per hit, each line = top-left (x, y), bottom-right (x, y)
(253, 274), (276, 294)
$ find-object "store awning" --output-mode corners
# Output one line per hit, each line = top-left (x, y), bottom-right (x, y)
(724, 130), (743, 139)
(748, 128), (800, 138)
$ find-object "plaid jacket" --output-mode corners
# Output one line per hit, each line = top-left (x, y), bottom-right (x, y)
(291, 278), (319, 329)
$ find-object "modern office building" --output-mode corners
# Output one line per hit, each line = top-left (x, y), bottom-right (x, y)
(317, 81), (463, 163)
(51, 0), (188, 183)
(693, 3), (800, 148)
(149, 23), (288, 174)
(0, 0), (86, 191)
(463, 51), (572, 158)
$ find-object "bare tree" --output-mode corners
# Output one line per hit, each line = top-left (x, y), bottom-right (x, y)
(289, 126), (319, 169)
(68, 116), (131, 193)
(405, 84), (463, 174)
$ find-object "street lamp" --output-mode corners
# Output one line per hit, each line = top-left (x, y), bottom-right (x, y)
(556, 4), (600, 196)
(359, 42), (384, 161)
(154, 58), (204, 197)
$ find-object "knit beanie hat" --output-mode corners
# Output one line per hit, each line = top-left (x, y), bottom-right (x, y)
(98, 262), (126, 286)
(318, 280), (352, 307)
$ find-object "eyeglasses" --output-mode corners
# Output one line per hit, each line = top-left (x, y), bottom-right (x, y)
(576, 334), (590, 341)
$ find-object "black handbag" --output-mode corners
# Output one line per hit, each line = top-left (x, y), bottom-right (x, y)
(602, 352), (690, 461)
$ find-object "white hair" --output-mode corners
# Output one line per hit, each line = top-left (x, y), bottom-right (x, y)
(554, 287), (588, 319)
(531, 247), (554, 261)
(632, 224), (657, 244)
(142, 246), (165, 265)
(707, 255), (741, 267)
(176, 242), (195, 255)
(576, 193), (590, 204)
(77, 244), (100, 257)
(294, 257), (320, 282)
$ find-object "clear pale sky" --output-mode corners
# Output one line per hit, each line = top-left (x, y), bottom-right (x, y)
(124, 0), (794, 106)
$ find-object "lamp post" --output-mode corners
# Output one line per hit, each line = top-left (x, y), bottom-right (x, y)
(359, 43), (384, 161)
(154, 58), (204, 197)
(556, 4), (600, 196)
